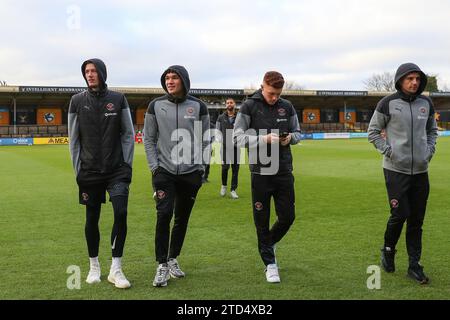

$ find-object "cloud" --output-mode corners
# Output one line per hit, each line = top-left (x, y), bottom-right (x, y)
(1, 0), (449, 90)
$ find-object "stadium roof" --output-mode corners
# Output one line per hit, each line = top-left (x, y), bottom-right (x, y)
(1, 85), (450, 110)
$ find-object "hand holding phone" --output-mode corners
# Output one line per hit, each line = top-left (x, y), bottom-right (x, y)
(279, 132), (291, 146)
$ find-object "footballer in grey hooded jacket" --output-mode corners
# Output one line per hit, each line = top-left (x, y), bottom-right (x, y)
(143, 65), (210, 176)
(368, 63), (438, 175)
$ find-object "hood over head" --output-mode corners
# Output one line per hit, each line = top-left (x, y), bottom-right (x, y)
(81, 58), (107, 90)
(394, 62), (427, 97)
(160, 65), (191, 97)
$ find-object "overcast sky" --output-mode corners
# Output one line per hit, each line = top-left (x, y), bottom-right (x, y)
(1, 0), (449, 90)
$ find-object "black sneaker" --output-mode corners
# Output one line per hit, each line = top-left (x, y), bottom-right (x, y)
(381, 247), (396, 273)
(408, 264), (429, 284)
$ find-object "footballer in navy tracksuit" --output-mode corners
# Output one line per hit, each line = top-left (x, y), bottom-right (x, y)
(68, 58), (134, 288)
(233, 71), (301, 283)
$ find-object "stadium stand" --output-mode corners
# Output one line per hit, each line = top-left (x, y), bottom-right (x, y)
(1, 86), (449, 138)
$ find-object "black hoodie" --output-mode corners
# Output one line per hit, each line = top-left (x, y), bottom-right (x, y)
(68, 58), (135, 178)
(81, 58), (108, 93)
(233, 89), (302, 175)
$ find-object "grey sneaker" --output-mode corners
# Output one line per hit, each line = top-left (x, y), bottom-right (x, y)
(230, 190), (239, 199)
(153, 263), (170, 287)
(168, 258), (185, 278)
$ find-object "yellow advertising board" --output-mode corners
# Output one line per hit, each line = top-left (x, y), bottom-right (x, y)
(34, 137), (69, 145)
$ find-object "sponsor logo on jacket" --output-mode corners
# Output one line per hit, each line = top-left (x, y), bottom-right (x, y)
(105, 104), (118, 117)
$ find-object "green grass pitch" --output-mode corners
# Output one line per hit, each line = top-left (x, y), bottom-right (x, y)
(0, 138), (449, 300)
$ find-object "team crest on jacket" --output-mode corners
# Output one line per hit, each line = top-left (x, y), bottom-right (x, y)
(82, 193), (89, 202)
(106, 103), (115, 111)
(157, 190), (166, 200)
(255, 202), (264, 211)
(184, 107), (196, 119)
(420, 107), (427, 114)
(278, 108), (287, 117)
(390, 199), (399, 209)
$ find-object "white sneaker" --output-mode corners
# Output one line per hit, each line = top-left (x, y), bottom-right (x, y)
(265, 264), (280, 283)
(168, 258), (185, 278)
(230, 190), (239, 199)
(86, 264), (101, 284)
(108, 268), (131, 289)
(153, 263), (170, 287)
(220, 185), (227, 197)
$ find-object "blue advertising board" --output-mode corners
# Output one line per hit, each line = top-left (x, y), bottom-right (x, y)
(0, 138), (33, 146)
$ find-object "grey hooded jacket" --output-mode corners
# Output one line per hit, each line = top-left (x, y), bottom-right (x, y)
(143, 65), (210, 175)
(368, 63), (438, 175)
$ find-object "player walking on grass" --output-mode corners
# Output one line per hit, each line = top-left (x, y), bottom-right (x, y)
(68, 58), (135, 289)
(216, 98), (240, 199)
(144, 65), (210, 287)
(368, 62), (438, 284)
(233, 71), (301, 283)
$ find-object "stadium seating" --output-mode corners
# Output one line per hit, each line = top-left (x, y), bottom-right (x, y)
(0, 126), (9, 137)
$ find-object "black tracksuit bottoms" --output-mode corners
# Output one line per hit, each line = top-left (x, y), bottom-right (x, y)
(152, 169), (203, 264)
(251, 172), (296, 266)
(383, 169), (430, 266)
(221, 146), (240, 191)
(78, 166), (131, 259)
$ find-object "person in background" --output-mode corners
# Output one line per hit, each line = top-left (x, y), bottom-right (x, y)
(216, 98), (240, 199)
